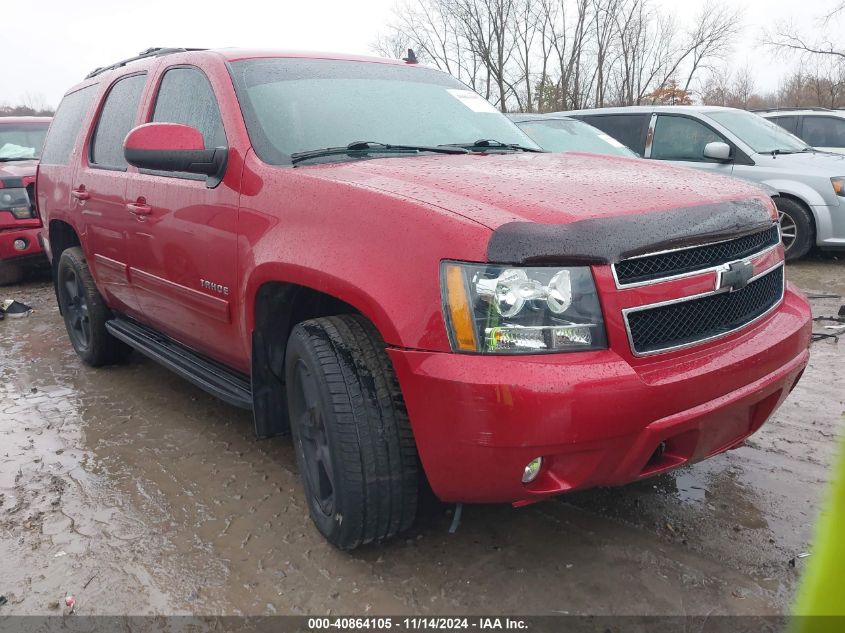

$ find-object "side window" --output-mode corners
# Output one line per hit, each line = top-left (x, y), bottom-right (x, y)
(90, 74), (147, 170)
(580, 114), (650, 156)
(40, 86), (97, 165)
(152, 67), (226, 148)
(770, 115), (798, 135)
(651, 115), (724, 162)
(803, 116), (845, 148)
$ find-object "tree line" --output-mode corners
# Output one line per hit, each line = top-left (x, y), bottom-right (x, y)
(373, 0), (845, 112)
(0, 93), (54, 117)
(373, 0), (741, 112)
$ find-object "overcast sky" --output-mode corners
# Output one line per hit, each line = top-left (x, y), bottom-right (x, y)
(0, 0), (834, 109)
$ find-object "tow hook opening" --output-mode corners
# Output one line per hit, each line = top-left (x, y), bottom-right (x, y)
(647, 441), (667, 467)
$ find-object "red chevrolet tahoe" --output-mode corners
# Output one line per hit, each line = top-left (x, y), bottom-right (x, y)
(37, 48), (812, 550)
(0, 116), (50, 284)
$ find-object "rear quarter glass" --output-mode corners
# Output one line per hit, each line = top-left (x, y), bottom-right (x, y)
(41, 86), (98, 166)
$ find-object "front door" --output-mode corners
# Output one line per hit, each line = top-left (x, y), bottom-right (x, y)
(647, 114), (735, 177)
(124, 65), (243, 369)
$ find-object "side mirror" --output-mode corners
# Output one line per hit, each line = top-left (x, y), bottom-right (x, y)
(703, 141), (732, 162)
(123, 123), (227, 187)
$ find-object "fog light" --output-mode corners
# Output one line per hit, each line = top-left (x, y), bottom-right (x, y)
(13, 239), (27, 251)
(522, 457), (543, 483)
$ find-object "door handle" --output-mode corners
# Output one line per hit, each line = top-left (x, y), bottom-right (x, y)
(71, 187), (90, 201)
(126, 200), (152, 217)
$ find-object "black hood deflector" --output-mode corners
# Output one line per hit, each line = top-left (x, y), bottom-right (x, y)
(487, 198), (774, 265)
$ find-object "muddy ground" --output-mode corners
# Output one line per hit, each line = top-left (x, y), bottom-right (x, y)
(0, 256), (843, 617)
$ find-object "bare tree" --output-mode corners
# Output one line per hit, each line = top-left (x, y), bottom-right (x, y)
(677, 2), (743, 93)
(373, 0), (743, 112)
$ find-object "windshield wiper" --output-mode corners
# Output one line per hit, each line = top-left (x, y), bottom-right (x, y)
(290, 141), (468, 165)
(0, 156), (37, 162)
(444, 139), (544, 153)
(770, 149), (799, 156)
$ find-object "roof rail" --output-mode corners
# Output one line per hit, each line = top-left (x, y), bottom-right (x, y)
(85, 47), (207, 79)
(751, 106), (833, 113)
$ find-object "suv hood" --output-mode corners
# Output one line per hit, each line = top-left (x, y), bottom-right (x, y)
(0, 159), (38, 182)
(751, 149), (845, 175)
(302, 152), (769, 229)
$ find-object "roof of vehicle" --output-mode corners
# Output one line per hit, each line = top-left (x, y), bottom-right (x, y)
(0, 116), (52, 125)
(558, 105), (743, 116)
(83, 47), (416, 80)
(757, 108), (845, 117)
(506, 113), (575, 123)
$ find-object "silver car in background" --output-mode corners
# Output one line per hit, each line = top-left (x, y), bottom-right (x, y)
(561, 105), (845, 259)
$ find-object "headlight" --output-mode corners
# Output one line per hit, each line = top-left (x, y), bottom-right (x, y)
(441, 261), (607, 354)
(832, 178), (845, 197)
(0, 187), (34, 219)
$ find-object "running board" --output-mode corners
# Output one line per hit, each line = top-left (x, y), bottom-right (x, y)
(105, 317), (253, 410)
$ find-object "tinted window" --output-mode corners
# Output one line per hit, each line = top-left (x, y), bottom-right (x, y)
(40, 86), (97, 165)
(91, 74), (147, 169)
(651, 115), (724, 161)
(516, 118), (637, 157)
(769, 115), (798, 135)
(577, 114), (650, 156)
(228, 58), (537, 165)
(152, 67), (226, 148)
(802, 116), (845, 148)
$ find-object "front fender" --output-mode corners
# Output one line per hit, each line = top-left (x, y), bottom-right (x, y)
(236, 154), (492, 353)
(761, 179), (829, 208)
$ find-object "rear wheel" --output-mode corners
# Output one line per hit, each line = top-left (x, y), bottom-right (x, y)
(57, 247), (131, 366)
(774, 197), (813, 260)
(285, 315), (419, 550)
(0, 261), (24, 286)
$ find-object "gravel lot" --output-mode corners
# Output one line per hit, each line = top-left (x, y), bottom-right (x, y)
(1, 256), (843, 616)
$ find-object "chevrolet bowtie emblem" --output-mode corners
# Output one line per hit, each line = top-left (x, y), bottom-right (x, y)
(716, 260), (754, 292)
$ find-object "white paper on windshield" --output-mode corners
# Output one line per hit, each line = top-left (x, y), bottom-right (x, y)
(598, 133), (625, 148)
(446, 89), (500, 113)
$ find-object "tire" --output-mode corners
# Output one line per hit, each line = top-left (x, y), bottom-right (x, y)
(774, 197), (813, 260)
(0, 261), (24, 286)
(285, 314), (419, 550)
(56, 247), (132, 366)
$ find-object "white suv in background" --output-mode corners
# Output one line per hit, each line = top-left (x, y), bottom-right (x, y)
(760, 108), (845, 155)
(562, 105), (845, 259)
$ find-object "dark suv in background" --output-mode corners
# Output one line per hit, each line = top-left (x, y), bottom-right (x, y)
(0, 116), (50, 284)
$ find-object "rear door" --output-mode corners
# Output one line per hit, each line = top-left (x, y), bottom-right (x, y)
(37, 86), (98, 265)
(71, 73), (149, 315)
(646, 114), (735, 176)
(575, 114), (651, 156)
(124, 64), (243, 369)
(801, 115), (845, 154)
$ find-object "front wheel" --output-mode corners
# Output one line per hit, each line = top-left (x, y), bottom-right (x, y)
(285, 315), (419, 550)
(774, 197), (813, 260)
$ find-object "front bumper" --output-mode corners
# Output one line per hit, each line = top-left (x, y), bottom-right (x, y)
(389, 285), (811, 504)
(0, 226), (44, 263)
(813, 202), (845, 248)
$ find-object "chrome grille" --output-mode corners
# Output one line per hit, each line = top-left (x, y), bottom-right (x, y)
(614, 225), (780, 287)
(624, 265), (784, 356)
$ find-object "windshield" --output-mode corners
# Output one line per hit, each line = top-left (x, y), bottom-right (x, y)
(0, 122), (50, 160)
(515, 118), (637, 157)
(228, 58), (538, 165)
(705, 110), (809, 154)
